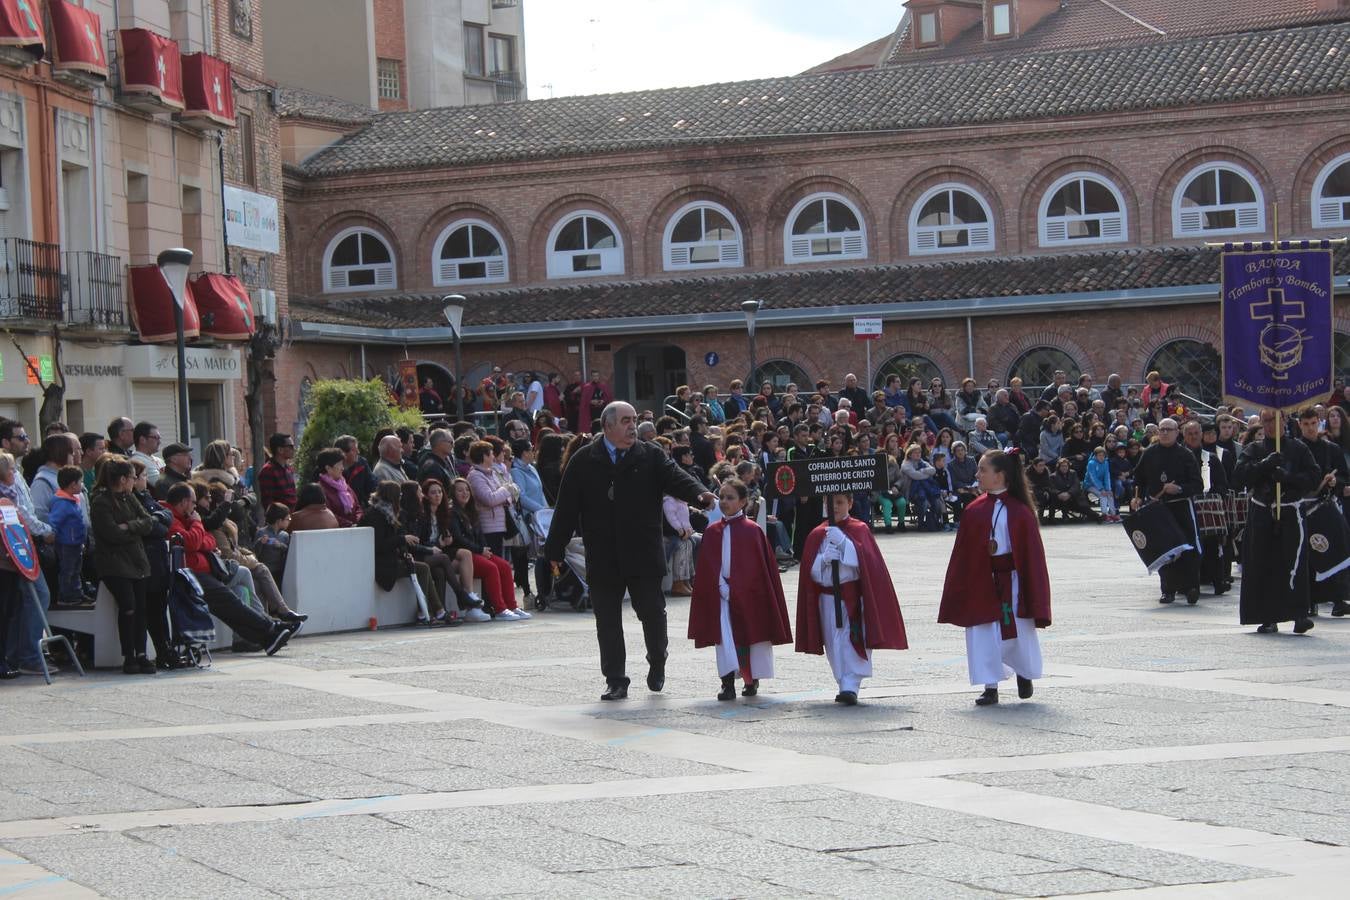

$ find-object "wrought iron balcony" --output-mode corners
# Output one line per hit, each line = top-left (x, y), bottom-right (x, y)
(492, 73), (523, 103)
(0, 238), (63, 321)
(63, 251), (127, 327)
(492, 0), (520, 9)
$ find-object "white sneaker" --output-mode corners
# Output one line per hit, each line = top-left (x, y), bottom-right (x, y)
(496, 609), (520, 620)
(464, 608), (491, 622)
(512, 609), (532, 619)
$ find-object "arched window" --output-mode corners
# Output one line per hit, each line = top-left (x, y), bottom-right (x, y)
(873, 353), (942, 392)
(1313, 153), (1350, 229)
(546, 211), (623, 278)
(784, 193), (865, 263)
(434, 220), (508, 285)
(1008, 347), (1078, 391)
(1146, 340), (1222, 409)
(664, 202), (743, 270)
(752, 359), (810, 393)
(1039, 174), (1126, 246)
(910, 184), (994, 254)
(324, 227), (396, 292)
(1173, 163), (1263, 237)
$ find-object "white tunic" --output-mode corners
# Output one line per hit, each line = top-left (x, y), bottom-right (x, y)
(964, 493), (1044, 687)
(715, 514), (775, 679)
(811, 527), (872, 693)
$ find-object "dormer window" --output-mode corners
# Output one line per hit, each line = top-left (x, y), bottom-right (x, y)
(917, 12), (938, 46)
(991, 2), (1012, 37)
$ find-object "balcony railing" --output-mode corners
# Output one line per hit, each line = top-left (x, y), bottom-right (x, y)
(0, 238), (63, 321)
(64, 251), (126, 327)
(492, 73), (523, 102)
(492, 1), (520, 9)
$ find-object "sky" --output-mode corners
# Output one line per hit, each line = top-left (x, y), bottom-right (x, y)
(522, 1), (901, 99)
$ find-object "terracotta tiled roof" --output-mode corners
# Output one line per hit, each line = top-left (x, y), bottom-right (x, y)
(290, 244), (1350, 332)
(276, 85), (375, 125)
(297, 22), (1350, 176)
(801, 34), (894, 74)
(884, 0), (1350, 64)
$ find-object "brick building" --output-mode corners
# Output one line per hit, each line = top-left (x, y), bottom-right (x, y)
(279, 0), (1350, 427)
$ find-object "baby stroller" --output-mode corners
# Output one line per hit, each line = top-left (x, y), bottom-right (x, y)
(530, 509), (590, 611)
(165, 535), (215, 668)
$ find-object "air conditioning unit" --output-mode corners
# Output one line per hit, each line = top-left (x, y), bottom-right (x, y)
(250, 288), (277, 324)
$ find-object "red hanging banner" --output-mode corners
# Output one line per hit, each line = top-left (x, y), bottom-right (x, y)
(181, 53), (236, 127)
(191, 273), (255, 340)
(47, 0), (105, 79)
(116, 28), (184, 109)
(129, 265), (200, 343)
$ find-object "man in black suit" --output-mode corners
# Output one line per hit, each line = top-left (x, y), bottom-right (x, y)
(545, 401), (715, 700)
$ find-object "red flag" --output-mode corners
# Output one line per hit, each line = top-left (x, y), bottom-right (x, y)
(182, 53), (236, 127)
(48, 0), (107, 78)
(117, 29), (184, 109)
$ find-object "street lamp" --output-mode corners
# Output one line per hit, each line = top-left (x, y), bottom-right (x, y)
(157, 248), (194, 444)
(443, 295), (466, 422)
(741, 298), (762, 387)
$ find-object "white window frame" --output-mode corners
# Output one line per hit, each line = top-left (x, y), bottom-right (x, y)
(377, 58), (401, 100)
(909, 183), (995, 255)
(1172, 162), (1264, 238)
(1312, 152), (1350, 229)
(663, 201), (744, 271)
(1038, 172), (1127, 247)
(323, 226), (397, 293)
(433, 218), (508, 286)
(991, 2), (1012, 37)
(546, 210), (624, 279)
(917, 12), (938, 46)
(783, 192), (867, 264)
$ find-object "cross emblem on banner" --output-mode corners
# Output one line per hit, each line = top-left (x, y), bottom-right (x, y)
(1251, 287), (1306, 324)
(1252, 287), (1309, 381)
(156, 55), (167, 91)
(16, 0), (36, 32)
(213, 77), (222, 111)
(85, 23), (100, 60)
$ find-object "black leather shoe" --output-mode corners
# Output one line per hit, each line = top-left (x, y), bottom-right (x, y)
(1017, 676), (1033, 699)
(281, 612), (309, 624)
(742, 679), (759, 697)
(646, 653), (667, 693)
(1212, 583), (1229, 596)
(975, 688), (999, 706)
(834, 691), (858, 706)
(1293, 617), (1315, 634)
(1186, 589), (1200, 605)
(1159, 593), (1175, 605)
(0, 667), (19, 680)
(1332, 600), (1350, 617)
(717, 674), (736, 701)
(1256, 623), (1278, 634)
(601, 682), (628, 701)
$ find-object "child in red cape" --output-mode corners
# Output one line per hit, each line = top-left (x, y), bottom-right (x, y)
(796, 493), (907, 705)
(939, 449), (1052, 707)
(688, 479), (792, 700)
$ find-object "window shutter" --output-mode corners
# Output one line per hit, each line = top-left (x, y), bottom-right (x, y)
(374, 264), (395, 287)
(439, 261), (456, 282)
(1178, 209), (1203, 233)
(486, 259), (506, 279)
(914, 229), (937, 252)
(1099, 215), (1123, 239)
(842, 234), (864, 256)
(1318, 200), (1344, 224)
(132, 382), (179, 442)
(329, 269), (349, 290)
(720, 242), (741, 264)
(968, 226), (991, 247)
(1236, 206), (1259, 231)
(1044, 220), (1068, 243)
(668, 246), (689, 268)
(789, 237), (811, 260)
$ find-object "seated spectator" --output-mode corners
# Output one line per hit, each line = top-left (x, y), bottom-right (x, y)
(153, 443), (193, 501)
(195, 439), (257, 543)
(955, 378), (987, 431)
(876, 435), (907, 534)
(1048, 457), (1099, 522)
(968, 417), (1001, 455)
(289, 484), (341, 532)
(48, 465), (94, 609)
(948, 442), (980, 510)
(422, 479), (489, 621)
(315, 448), (362, 527)
(254, 503), (291, 583)
(337, 435), (376, 509)
(29, 434), (76, 524)
(79, 433), (105, 492)
(208, 484), (304, 625)
(902, 444), (942, 532)
(1085, 446), (1120, 522)
(163, 483), (297, 655)
(397, 481), (465, 626)
(257, 433), (298, 511)
(371, 435), (409, 486)
(932, 452), (958, 530)
(1038, 415), (1065, 465)
(448, 477), (523, 619)
(360, 480), (443, 625)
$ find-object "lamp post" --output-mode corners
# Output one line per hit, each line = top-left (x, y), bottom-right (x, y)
(443, 295), (466, 423)
(157, 248), (194, 444)
(741, 298), (762, 387)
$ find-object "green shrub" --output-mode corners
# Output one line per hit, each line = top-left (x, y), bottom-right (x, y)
(297, 378), (420, 477)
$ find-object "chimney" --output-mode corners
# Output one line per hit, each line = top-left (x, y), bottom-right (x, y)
(905, 0), (984, 50)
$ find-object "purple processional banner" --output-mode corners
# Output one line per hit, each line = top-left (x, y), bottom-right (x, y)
(1221, 242), (1335, 412)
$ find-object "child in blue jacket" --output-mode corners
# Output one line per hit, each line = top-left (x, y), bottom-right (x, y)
(49, 466), (94, 608)
(1083, 447), (1119, 522)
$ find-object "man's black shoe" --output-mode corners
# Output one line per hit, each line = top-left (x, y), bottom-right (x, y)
(1017, 676), (1033, 699)
(1256, 623), (1278, 634)
(1159, 593), (1175, 605)
(0, 667), (19, 680)
(1293, 617), (1315, 635)
(646, 653), (667, 692)
(742, 679), (759, 697)
(136, 657), (156, 675)
(280, 612), (309, 624)
(1332, 600), (1350, 617)
(834, 691), (858, 706)
(1186, 589), (1200, 605)
(1212, 583), (1229, 596)
(975, 688), (999, 706)
(717, 674), (736, 701)
(265, 626), (292, 656)
(601, 682), (629, 701)
(231, 641), (263, 653)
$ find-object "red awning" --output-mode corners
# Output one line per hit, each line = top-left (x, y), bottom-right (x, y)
(48, 0), (107, 80)
(190, 273), (255, 340)
(116, 29), (183, 110)
(0, 0), (44, 63)
(181, 53), (236, 127)
(129, 265), (199, 343)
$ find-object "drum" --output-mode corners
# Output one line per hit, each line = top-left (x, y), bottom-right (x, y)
(1225, 491), (1249, 534)
(1302, 497), (1350, 583)
(1193, 493), (1228, 541)
(1122, 501), (1195, 574)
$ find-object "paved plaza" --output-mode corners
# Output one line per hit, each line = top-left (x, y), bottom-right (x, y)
(3, 523), (1350, 898)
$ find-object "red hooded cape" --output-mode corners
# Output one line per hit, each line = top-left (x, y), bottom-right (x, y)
(938, 492), (1052, 628)
(795, 516), (908, 654)
(688, 515), (792, 648)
